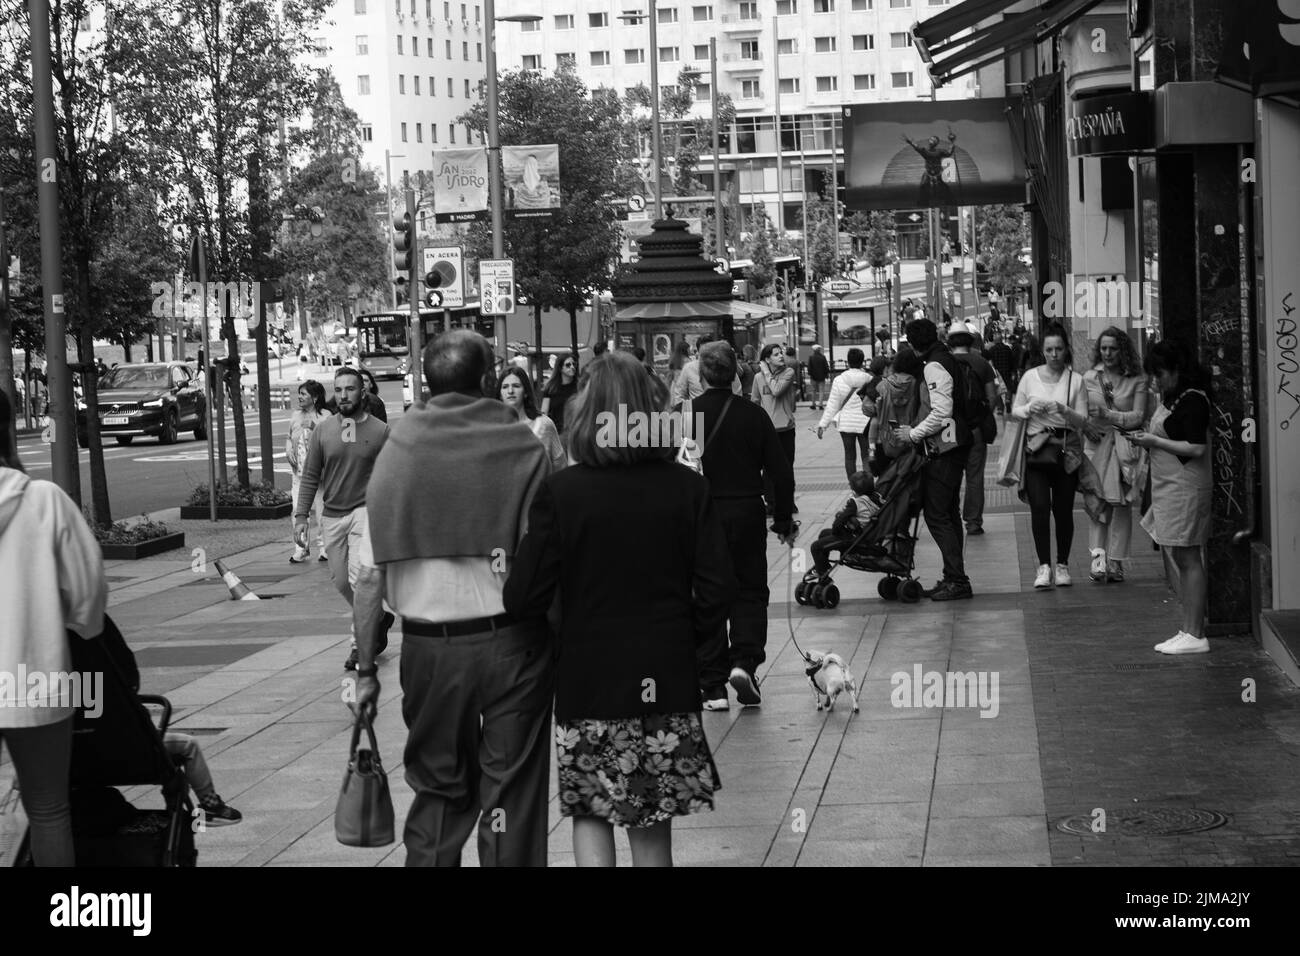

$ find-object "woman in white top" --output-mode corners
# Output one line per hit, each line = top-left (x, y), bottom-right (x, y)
(0, 389), (107, 865)
(815, 347), (872, 481)
(1012, 325), (1102, 589)
(500, 366), (567, 472)
(287, 380), (330, 563)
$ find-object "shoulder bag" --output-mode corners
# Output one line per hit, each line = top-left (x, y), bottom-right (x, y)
(676, 395), (735, 475)
(335, 711), (395, 847)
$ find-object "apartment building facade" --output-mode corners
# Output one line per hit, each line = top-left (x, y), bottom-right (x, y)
(317, 0), (489, 189)
(495, 0), (978, 238)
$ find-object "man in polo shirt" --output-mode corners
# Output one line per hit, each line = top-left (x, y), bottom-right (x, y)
(353, 330), (554, 867)
(294, 366), (390, 670)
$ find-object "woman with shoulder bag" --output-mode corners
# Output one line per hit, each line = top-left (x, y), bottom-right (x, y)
(1012, 324), (1100, 589)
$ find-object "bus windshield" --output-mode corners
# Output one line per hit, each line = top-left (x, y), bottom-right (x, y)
(355, 315), (409, 357)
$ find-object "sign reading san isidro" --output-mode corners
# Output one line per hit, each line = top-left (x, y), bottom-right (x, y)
(1067, 91), (1153, 156)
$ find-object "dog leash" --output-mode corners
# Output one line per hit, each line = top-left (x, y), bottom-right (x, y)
(779, 521), (819, 674)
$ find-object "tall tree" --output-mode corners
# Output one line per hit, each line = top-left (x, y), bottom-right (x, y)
(977, 203), (1031, 298)
(113, 0), (330, 490)
(744, 205), (775, 296)
(460, 66), (640, 358)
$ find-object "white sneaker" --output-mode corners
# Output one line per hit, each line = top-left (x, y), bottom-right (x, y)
(1034, 564), (1053, 589)
(702, 694), (730, 712)
(1154, 631), (1188, 651)
(1089, 550), (1106, 582)
(1156, 633), (1210, 655)
(1054, 564), (1072, 587)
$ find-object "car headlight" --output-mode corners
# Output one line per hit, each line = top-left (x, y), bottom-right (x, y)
(142, 398), (164, 408)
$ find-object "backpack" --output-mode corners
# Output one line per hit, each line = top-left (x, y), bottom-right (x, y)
(954, 356), (996, 444)
(878, 376), (922, 459)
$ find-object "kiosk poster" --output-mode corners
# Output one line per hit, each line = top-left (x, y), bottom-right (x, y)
(503, 145), (561, 219)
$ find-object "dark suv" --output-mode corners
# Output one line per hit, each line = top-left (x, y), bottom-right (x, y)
(78, 362), (208, 446)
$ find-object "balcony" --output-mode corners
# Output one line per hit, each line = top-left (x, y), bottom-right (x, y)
(721, 53), (763, 71)
(719, 13), (762, 33)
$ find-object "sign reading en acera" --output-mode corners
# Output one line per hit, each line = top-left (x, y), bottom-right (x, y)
(479, 259), (516, 316)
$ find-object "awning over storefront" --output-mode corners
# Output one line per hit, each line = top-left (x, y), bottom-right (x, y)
(913, 0), (1103, 87)
(1216, 1), (1300, 104)
(615, 299), (785, 326)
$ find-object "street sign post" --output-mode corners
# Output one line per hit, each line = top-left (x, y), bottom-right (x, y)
(828, 280), (853, 298)
(422, 246), (464, 308)
(479, 259), (515, 317)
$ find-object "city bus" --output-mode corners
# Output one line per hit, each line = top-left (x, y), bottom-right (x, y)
(354, 311), (411, 380)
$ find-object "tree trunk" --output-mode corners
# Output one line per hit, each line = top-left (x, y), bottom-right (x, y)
(533, 301), (544, 390)
(568, 305), (579, 366)
(78, 322), (112, 530)
(122, 336), (132, 363)
(0, 309), (15, 466)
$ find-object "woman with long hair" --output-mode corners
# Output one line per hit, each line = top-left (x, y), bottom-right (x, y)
(288, 379), (330, 563)
(0, 388), (107, 865)
(1012, 323), (1098, 589)
(1081, 327), (1150, 583)
(504, 352), (734, 867)
(1130, 341), (1213, 654)
(540, 353), (580, 433)
(499, 366), (566, 472)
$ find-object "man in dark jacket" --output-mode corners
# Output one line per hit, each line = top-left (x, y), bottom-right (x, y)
(692, 341), (797, 710)
(806, 344), (830, 410)
(890, 318), (974, 601)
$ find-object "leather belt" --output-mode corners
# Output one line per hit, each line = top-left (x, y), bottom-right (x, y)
(402, 613), (516, 638)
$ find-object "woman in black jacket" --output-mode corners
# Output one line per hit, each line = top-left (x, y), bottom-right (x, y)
(504, 352), (735, 867)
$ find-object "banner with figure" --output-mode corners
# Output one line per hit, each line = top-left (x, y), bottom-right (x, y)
(433, 148), (489, 223)
(843, 100), (1025, 210)
(503, 145), (561, 219)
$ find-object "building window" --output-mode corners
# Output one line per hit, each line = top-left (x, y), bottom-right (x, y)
(401, 122), (408, 142)
(890, 32), (911, 48)
(778, 38), (797, 54)
(475, 4), (481, 21)
(360, 123), (373, 141)
(891, 71), (913, 87)
(740, 39), (760, 60)
(589, 11), (608, 27)
(477, 43), (482, 60)
(693, 5), (713, 20)
(693, 43), (709, 60)
(462, 41), (468, 59)
(396, 35), (403, 54)
(355, 0), (366, 13)
(815, 75), (838, 92)
(520, 17), (539, 31)
(313, 36), (327, 57)
(852, 0), (872, 7)
(465, 78), (472, 97)
(426, 0), (432, 16)
(625, 48), (645, 64)
(778, 77), (800, 94)
(554, 14), (573, 29)
(853, 73), (876, 90)
(740, 79), (761, 99)
(445, 39), (451, 57)
(431, 124), (437, 142)
(658, 7), (678, 22)
(416, 123), (423, 142)
(591, 50), (611, 66)
(414, 75), (421, 94)
(852, 34), (874, 50)
(814, 36), (836, 52)
(696, 82), (711, 99)
(398, 74), (406, 93)
(557, 52), (576, 68)
(738, 1), (758, 19)
(522, 54), (540, 69)
(659, 46), (679, 62)
(776, 0), (797, 13)
(813, 0), (834, 11)
(427, 38), (434, 56)
(447, 77), (454, 96)
(357, 75), (371, 94)
(429, 74), (436, 94)
(443, 1), (449, 14)
(449, 124), (455, 143)
(889, 0), (910, 6)
(355, 35), (368, 54)
(460, 3), (466, 15)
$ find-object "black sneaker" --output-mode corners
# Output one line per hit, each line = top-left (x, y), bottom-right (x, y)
(344, 646), (359, 671)
(728, 667), (762, 706)
(199, 795), (242, 827)
(376, 612), (394, 657)
(966, 526), (985, 536)
(920, 579), (945, 597)
(930, 580), (974, 601)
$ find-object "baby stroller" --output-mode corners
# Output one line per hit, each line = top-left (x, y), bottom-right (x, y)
(12, 615), (196, 867)
(795, 447), (928, 609)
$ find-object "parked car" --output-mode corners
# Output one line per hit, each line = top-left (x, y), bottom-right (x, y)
(77, 362), (208, 447)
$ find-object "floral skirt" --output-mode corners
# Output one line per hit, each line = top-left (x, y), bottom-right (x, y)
(556, 712), (721, 828)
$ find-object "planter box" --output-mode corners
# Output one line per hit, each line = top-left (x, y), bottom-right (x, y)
(100, 531), (186, 560)
(180, 502), (293, 520)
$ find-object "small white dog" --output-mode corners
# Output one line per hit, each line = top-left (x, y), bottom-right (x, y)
(805, 650), (860, 714)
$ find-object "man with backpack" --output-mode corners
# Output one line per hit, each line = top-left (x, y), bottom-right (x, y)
(948, 321), (998, 536)
(890, 318), (974, 601)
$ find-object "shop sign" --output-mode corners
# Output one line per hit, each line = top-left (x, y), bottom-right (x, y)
(1067, 92), (1153, 156)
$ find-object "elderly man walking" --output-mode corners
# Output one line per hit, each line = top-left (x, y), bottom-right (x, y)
(692, 342), (796, 710)
(354, 330), (555, 867)
(754, 343), (799, 515)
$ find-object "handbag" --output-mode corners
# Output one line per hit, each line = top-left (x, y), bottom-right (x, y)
(1025, 369), (1071, 466)
(334, 711), (395, 847)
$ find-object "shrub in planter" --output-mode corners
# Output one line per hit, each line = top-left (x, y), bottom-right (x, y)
(181, 481), (293, 519)
(94, 515), (185, 559)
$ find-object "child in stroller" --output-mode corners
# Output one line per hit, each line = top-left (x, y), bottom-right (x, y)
(809, 471), (882, 579)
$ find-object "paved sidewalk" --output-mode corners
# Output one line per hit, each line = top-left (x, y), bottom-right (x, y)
(6, 405), (1299, 866)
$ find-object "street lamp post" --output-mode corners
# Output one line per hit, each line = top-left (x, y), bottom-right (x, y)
(620, 5), (663, 221)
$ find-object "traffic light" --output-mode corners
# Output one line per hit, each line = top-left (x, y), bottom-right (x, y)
(774, 274), (786, 300)
(393, 212), (414, 275)
(791, 263), (807, 289)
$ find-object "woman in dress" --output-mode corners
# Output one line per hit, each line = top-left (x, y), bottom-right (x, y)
(499, 366), (566, 472)
(540, 354), (580, 433)
(1081, 327), (1150, 583)
(287, 380), (330, 563)
(1012, 324), (1101, 589)
(504, 352), (734, 867)
(1129, 341), (1213, 654)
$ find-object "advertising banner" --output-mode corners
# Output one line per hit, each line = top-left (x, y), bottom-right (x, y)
(432, 148), (489, 223)
(843, 100), (1026, 211)
(1067, 91), (1153, 156)
(502, 145), (561, 219)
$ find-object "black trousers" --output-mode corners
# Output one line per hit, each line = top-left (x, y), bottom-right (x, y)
(811, 527), (859, 575)
(1023, 460), (1079, 565)
(400, 621), (555, 867)
(840, 431), (871, 482)
(920, 447), (970, 585)
(699, 496), (770, 689)
(763, 428), (796, 511)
